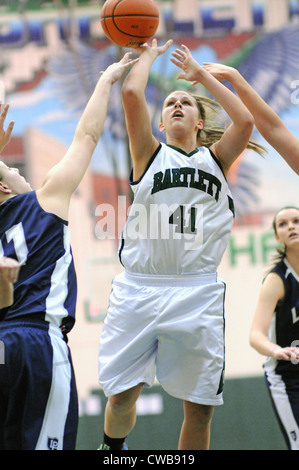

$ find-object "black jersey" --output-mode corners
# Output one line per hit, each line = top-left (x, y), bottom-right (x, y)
(264, 259), (299, 375)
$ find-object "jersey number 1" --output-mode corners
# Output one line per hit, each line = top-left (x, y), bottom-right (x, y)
(169, 205), (197, 234)
(0, 223), (29, 265)
(169, 204), (203, 251)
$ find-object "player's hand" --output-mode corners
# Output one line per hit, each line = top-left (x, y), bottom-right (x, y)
(0, 104), (14, 153)
(171, 44), (204, 85)
(0, 257), (20, 284)
(100, 52), (140, 84)
(137, 38), (173, 59)
(203, 63), (237, 82)
(272, 346), (299, 362)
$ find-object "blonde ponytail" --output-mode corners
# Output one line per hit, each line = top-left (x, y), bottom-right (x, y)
(191, 94), (267, 157)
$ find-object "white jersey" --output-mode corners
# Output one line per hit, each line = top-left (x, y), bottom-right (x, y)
(119, 142), (235, 275)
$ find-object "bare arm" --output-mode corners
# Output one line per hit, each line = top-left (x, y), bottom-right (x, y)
(0, 257), (20, 308)
(249, 273), (299, 361)
(171, 46), (254, 175)
(203, 63), (299, 176)
(0, 104), (14, 154)
(122, 39), (173, 181)
(37, 53), (139, 220)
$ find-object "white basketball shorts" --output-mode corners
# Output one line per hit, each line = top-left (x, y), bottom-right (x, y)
(98, 270), (226, 406)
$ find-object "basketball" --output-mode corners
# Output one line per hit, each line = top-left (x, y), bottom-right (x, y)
(101, 0), (160, 49)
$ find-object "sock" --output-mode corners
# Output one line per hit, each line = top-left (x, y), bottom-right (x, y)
(103, 432), (127, 450)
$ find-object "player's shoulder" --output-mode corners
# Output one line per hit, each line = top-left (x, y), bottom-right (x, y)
(261, 271), (285, 303)
(270, 260), (288, 279)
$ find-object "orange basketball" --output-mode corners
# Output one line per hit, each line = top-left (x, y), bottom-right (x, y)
(101, 0), (160, 48)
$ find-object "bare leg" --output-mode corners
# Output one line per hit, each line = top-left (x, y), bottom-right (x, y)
(178, 401), (214, 450)
(104, 383), (144, 439)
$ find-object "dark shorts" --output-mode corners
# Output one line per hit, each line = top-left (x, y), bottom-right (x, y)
(0, 320), (78, 450)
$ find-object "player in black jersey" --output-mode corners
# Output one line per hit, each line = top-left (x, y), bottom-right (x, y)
(250, 206), (299, 450)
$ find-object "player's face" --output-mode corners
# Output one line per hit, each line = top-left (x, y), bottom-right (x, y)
(160, 92), (204, 135)
(275, 208), (299, 248)
(0, 161), (32, 195)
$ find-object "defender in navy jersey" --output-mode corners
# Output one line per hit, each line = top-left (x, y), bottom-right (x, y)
(0, 53), (138, 450)
(0, 191), (77, 331)
(98, 41), (265, 451)
(0, 106), (19, 309)
(250, 207), (299, 450)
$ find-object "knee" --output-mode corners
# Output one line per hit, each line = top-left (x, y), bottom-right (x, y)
(108, 395), (130, 414)
(197, 405), (214, 426)
(184, 402), (214, 428)
(108, 387), (140, 414)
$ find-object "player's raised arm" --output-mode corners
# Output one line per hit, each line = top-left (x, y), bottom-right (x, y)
(122, 39), (173, 181)
(203, 62), (299, 176)
(171, 46), (254, 175)
(37, 52), (139, 220)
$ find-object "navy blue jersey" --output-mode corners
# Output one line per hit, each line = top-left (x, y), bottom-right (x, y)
(0, 191), (77, 333)
(264, 259), (299, 376)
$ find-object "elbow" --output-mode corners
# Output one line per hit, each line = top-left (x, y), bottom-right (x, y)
(86, 130), (100, 147)
(249, 328), (255, 348)
(122, 81), (136, 96)
(122, 82), (132, 96)
(238, 114), (254, 142)
(75, 126), (98, 147)
(249, 334), (255, 349)
(122, 84), (141, 106)
(235, 107), (254, 130)
(242, 113), (254, 132)
(249, 330), (258, 350)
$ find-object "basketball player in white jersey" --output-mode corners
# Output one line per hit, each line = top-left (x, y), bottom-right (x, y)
(250, 207), (299, 450)
(98, 40), (264, 450)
